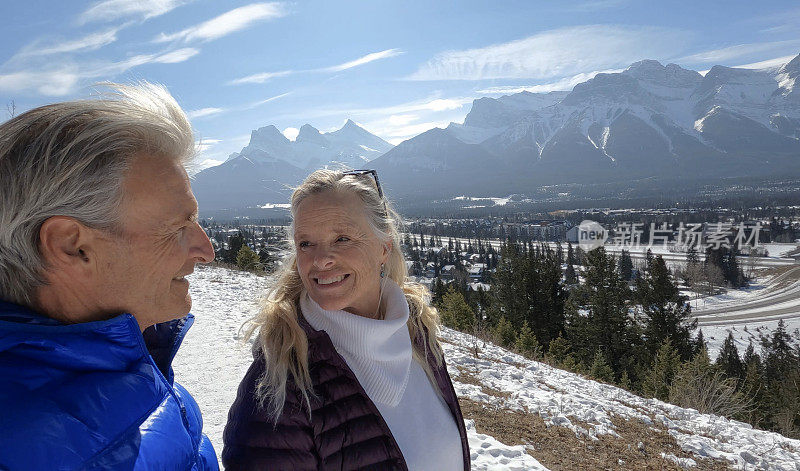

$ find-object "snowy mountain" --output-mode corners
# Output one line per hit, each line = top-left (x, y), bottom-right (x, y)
(373, 54), (800, 200)
(176, 265), (800, 470)
(192, 120), (392, 210)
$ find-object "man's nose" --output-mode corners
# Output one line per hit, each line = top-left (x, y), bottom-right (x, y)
(190, 222), (215, 263)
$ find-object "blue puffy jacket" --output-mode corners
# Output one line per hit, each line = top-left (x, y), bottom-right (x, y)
(0, 300), (219, 471)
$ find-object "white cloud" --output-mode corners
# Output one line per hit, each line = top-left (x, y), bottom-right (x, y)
(244, 91), (292, 109)
(475, 68), (623, 95)
(194, 138), (222, 153)
(188, 107), (225, 119)
(19, 28), (121, 56)
(153, 47), (200, 63)
(678, 40), (800, 65)
(321, 49), (403, 72)
(282, 127), (299, 140)
(409, 25), (687, 81)
(0, 69), (81, 96)
(734, 55), (797, 70)
(227, 49), (401, 86)
(155, 3), (287, 43)
(79, 0), (188, 24)
(0, 47), (199, 96)
(228, 70), (293, 85)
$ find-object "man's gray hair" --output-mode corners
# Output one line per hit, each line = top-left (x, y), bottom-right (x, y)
(0, 82), (194, 307)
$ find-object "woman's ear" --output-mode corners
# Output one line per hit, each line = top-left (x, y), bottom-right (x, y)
(382, 241), (392, 262)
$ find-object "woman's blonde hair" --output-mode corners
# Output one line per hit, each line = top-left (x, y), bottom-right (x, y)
(246, 169), (443, 421)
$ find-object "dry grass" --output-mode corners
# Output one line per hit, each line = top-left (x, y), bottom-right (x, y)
(460, 398), (733, 470)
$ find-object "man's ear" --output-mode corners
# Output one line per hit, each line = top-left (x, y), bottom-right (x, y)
(38, 216), (94, 275)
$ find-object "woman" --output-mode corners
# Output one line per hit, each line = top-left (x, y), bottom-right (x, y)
(223, 169), (469, 470)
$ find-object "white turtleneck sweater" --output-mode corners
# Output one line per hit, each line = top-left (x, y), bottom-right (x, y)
(300, 280), (463, 471)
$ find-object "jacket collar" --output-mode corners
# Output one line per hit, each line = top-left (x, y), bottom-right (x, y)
(0, 299), (192, 382)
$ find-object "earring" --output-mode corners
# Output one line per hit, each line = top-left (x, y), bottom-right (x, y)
(380, 263), (385, 278)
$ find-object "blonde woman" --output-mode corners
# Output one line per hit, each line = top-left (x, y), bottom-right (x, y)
(223, 169), (469, 470)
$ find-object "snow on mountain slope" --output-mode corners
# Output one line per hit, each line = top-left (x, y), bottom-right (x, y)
(191, 119), (393, 208)
(174, 265), (800, 470)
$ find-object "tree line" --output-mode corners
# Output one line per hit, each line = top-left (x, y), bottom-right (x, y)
(432, 240), (800, 439)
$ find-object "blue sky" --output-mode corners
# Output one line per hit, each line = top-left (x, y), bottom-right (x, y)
(2, 0), (799, 170)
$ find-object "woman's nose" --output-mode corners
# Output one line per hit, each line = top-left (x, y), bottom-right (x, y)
(312, 247), (335, 269)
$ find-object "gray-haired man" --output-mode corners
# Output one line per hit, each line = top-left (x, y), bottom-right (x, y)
(0, 83), (218, 470)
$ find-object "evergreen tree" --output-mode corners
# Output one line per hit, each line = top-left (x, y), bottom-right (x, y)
(515, 321), (543, 359)
(635, 255), (696, 361)
(618, 249), (633, 281)
(546, 333), (574, 368)
(619, 371), (632, 390)
(236, 244), (261, 271)
(694, 329), (707, 355)
(715, 332), (744, 380)
(642, 338), (682, 401)
(567, 242), (576, 266)
(224, 232), (246, 263)
(589, 350), (615, 383)
(492, 316), (516, 347)
(566, 248), (638, 378)
(565, 263), (578, 285)
(760, 319), (797, 384)
(438, 286), (475, 332)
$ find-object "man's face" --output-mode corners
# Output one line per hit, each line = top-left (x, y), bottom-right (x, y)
(93, 153), (214, 329)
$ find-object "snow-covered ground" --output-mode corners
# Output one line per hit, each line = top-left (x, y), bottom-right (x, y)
(175, 265), (800, 470)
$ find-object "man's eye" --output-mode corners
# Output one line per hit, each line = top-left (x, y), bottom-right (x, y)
(337, 236), (350, 242)
(298, 241), (310, 248)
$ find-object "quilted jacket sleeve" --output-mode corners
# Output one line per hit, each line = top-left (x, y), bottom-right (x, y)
(222, 355), (318, 471)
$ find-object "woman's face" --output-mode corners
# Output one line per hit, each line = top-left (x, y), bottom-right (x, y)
(293, 190), (389, 318)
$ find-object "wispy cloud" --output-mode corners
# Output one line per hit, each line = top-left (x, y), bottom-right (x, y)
(320, 48), (403, 72)
(155, 3), (287, 43)
(244, 91), (293, 109)
(187, 107), (225, 119)
(409, 25), (687, 81)
(79, 0), (188, 25)
(475, 68), (623, 95)
(749, 7), (800, 34)
(18, 27), (122, 57)
(227, 70), (293, 85)
(0, 68), (81, 96)
(0, 47), (199, 96)
(228, 49), (403, 86)
(678, 39), (800, 65)
(734, 55), (797, 70)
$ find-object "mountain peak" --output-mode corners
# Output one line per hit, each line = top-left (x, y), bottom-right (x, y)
(248, 125), (289, 148)
(295, 124), (328, 147)
(624, 59), (701, 87)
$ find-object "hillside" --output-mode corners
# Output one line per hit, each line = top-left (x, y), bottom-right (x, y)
(174, 265), (800, 470)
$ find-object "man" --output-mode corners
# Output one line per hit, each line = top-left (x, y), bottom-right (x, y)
(0, 83), (218, 470)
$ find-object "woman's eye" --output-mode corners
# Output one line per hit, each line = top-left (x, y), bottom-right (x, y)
(337, 236), (350, 242)
(298, 241), (310, 248)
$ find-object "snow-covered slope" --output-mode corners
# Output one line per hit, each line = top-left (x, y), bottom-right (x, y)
(174, 265), (800, 470)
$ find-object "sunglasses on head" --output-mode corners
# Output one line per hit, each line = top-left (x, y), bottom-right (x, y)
(342, 169), (384, 199)
(343, 169), (387, 214)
